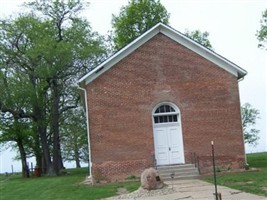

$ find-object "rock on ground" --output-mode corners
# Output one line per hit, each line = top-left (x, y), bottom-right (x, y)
(140, 167), (164, 190)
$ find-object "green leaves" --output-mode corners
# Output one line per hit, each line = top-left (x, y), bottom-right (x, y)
(256, 9), (267, 50)
(112, 0), (170, 50)
(60, 108), (88, 165)
(184, 29), (213, 49)
(241, 103), (260, 146)
(0, 0), (107, 173)
(26, 0), (86, 22)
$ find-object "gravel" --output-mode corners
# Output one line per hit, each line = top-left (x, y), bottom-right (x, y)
(105, 184), (177, 199)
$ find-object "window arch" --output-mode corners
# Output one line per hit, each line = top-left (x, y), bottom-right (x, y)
(153, 104), (179, 124)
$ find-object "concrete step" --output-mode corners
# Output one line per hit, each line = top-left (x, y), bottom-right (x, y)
(157, 164), (199, 180)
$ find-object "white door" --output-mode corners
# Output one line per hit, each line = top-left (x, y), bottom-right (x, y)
(154, 125), (184, 165)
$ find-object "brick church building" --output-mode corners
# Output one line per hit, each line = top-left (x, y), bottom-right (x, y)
(78, 23), (247, 182)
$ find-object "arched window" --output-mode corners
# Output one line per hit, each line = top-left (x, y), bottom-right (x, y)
(153, 104), (179, 124)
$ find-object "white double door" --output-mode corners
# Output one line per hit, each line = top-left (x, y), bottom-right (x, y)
(154, 124), (185, 165)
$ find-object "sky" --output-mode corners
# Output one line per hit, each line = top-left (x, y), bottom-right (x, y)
(0, 0), (266, 173)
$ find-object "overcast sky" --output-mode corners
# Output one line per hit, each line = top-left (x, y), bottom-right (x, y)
(0, 0), (266, 173)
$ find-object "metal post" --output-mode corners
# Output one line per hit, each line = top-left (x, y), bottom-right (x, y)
(211, 141), (218, 200)
(194, 152), (197, 168)
(170, 172), (175, 190)
(31, 162), (33, 173)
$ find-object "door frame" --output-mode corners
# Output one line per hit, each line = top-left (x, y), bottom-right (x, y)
(152, 102), (185, 166)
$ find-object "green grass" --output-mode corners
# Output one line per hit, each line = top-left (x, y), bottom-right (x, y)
(0, 168), (140, 200)
(2, 153), (266, 199)
(205, 152), (267, 197)
(247, 152), (267, 168)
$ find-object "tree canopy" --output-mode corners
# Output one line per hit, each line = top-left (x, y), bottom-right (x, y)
(60, 108), (88, 168)
(184, 29), (213, 49)
(241, 103), (260, 146)
(257, 8), (267, 50)
(111, 0), (170, 50)
(0, 0), (106, 176)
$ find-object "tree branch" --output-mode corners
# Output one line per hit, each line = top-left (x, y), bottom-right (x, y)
(0, 101), (33, 119)
(59, 105), (78, 115)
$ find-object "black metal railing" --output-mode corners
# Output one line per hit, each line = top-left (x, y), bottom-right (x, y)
(191, 152), (200, 174)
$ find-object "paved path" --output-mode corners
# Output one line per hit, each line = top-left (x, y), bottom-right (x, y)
(140, 179), (266, 200)
(106, 179), (266, 200)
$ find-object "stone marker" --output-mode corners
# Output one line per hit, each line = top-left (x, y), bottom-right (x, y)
(141, 167), (164, 190)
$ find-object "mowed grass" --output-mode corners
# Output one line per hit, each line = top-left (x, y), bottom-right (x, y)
(0, 168), (140, 200)
(1, 153), (266, 199)
(205, 152), (267, 197)
(248, 152), (267, 168)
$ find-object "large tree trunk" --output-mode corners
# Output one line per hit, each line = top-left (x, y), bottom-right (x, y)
(51, 79), (61, 175)
(74, 141), (81, 168)
(30, 75), (55, 175)
(35, 149), (42, 171)
(39, 123), (54, 175)
(33, 105), (54, 175)
(33, 127), (42, 169)
(17, 138), (29, 178)
(58, 142), (64, 170)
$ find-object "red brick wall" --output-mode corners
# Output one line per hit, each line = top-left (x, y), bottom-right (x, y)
(86, 33), (245, 181)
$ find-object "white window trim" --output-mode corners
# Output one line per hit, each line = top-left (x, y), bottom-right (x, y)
(152, 102), (181, 125)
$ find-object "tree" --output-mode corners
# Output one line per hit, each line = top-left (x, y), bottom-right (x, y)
(0, 65), (40, 177)
(0, 114), (33, 177)
(0, 0), (106, 175)
(184, 29), (213, 49)
(112, 0), (170, 50)
(60, 108), (88, 168)
(241, 103), (260, 146)
(256, 9), (267, 49)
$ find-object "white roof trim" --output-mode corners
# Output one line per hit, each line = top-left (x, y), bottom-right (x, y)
(78, 23), (247, 85)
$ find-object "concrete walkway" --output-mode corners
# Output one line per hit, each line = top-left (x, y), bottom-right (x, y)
(139, 179), (266, 200)
(106, 179), (266, 200)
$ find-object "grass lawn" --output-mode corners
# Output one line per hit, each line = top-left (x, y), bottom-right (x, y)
(0, 168), (140, 200)
(205, 152), (267, 197)
(1, 153), (266, 199)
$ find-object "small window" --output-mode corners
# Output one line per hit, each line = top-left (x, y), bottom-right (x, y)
(155, 105), (176, 114)
(159, 116), (164, 123)
(154, 116), (159, 123)
(154, 114), (178, 124)
(173, 115), (177, 122)
(153, 104), (179, 124)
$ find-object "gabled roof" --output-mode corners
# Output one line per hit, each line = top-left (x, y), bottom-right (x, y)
(78, 23), (247, 86)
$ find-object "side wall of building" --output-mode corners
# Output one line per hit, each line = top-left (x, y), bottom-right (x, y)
(86, 33), (245, 182)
